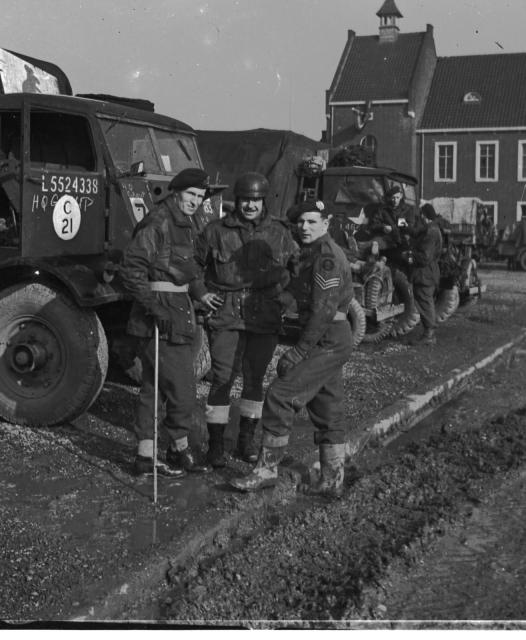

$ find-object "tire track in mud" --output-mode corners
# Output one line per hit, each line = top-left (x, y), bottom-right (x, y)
(158, 408), (526, 625)
(378, 469), (526, 621)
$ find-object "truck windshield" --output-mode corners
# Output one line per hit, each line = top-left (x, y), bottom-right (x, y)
(100, 119), (200, 175)
(324, 174), (384, 217)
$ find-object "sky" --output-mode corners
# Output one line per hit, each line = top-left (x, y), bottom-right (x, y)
(2, 0), (526, 140)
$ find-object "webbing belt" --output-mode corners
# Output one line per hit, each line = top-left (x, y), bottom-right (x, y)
(149, 281), (189, 293)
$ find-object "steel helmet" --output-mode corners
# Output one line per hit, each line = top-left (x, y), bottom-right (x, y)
(233, 172), (270, 199)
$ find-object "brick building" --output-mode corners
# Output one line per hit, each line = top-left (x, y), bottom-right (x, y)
(325, 0), (526, 230)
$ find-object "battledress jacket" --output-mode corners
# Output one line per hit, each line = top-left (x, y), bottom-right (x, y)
(119, 198), (207, 344)
(288, 233), (354, 354)
(195, 210), (298, 333)
(411, 222), (443, 288)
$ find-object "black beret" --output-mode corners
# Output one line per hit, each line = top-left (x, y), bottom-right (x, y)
(386, 185), (403, 198)
(420, 203), (437, 220)
(286, 200), (328, 223)
(168, 168), (211, 192)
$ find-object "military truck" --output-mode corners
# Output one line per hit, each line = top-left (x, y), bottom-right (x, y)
(0, 49), (214, 427)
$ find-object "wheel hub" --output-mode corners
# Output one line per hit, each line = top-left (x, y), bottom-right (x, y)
(10, 341), (49, 373)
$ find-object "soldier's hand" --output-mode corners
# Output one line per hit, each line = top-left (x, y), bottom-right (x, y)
(201, 292), (224, 311)
(150, 305), (171, 335)
(277, 347), (306, 377)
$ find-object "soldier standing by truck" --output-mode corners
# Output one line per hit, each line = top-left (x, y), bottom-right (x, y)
(120, 168), (224, 477)
(230, 200), (354, 499)
(195, 172), (298, 469)
(410, 203), (443, 345)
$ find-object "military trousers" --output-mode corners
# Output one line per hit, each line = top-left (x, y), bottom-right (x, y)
(413, 281), (437, 329)
(261, 321), (353, 447)
(207, 328), (278, 407)
(135, 335), (196, 444)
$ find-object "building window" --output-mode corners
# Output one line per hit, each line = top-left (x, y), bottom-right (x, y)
(463, 92), (481, 103)
(476, 141), (498, 182)
(517, 202), (526, 222)
(517, 140), (526, 181)
(434, 141), (457, 182)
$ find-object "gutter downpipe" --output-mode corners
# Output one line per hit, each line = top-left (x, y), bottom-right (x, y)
(420, 132), (425, 202)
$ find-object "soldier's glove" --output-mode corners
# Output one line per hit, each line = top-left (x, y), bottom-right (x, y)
(149, 305), (171, 335)
(277, 346), (306, 378)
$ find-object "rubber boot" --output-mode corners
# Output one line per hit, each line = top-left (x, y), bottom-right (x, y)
(304, 443), (345, 499)
(206, 423), (227, 468)
(229, 445), (285, 492)
(233, 416), (259, 463)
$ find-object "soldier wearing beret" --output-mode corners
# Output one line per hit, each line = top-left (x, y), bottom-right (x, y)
(230, 200), (354, 498)
(195, 172), (299, 468)
(120, 167), (224, 477)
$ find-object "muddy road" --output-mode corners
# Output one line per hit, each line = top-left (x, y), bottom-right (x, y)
(1, 262), (526, 626)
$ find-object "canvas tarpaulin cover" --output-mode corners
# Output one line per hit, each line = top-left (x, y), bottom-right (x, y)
(197, 128), (328, 218)
(0, 48), (72, 95)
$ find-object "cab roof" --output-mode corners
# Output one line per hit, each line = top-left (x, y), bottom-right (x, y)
(0, 92), (195, 134)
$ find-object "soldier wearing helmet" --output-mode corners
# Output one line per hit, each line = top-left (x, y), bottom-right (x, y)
(195, 171), (299, 468)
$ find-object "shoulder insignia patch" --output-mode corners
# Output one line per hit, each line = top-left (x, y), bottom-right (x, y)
(321, 257), (335, 271)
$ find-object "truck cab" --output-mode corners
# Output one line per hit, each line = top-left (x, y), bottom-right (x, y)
(0, 92), (210, 426)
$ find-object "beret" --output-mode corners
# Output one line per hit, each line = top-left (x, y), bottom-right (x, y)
(386, 185), (403, 198)
(420, 203), (437, 220)
(286, 200), (328, 223)
(168, 168), (211, 192)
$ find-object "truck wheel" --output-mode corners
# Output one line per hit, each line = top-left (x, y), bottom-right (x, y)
(435, 285), (460, 323)
(390, 269), (420, 337)
(519, 249), (526, 272)
(361, 277), (394, 343)
(0, 283), (108, 427)
(347, 298), (366, 347)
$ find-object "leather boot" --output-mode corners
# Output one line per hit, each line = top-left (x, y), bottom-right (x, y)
(234, 416), (259, 463)
(206, 423), (227, 468)
(303, 443), (345, 499)
(229, 445), (285, 492)
(421, 327), (436, 345)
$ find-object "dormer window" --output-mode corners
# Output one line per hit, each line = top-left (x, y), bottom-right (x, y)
(463, 92), (482, 103)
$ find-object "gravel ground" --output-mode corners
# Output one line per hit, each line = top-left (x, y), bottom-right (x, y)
(1, 262), (526, 624)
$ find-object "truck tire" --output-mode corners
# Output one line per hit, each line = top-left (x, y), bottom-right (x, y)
(347, 297), (366, 347)
(390, 269), (420, 337)
(361, 276), (394, 344)
(0, 283), (108, 427)
(519, 249), (526, 272)
(435, 285), (460, 323)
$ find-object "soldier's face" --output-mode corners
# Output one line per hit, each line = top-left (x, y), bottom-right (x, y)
(390, 192), (403, 207)
(175, 187), (207, 216)
(297, 212), (329, 244)
(238, 197), (264, 221)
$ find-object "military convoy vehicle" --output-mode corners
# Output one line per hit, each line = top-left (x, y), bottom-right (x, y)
(0, 49), (213, 427)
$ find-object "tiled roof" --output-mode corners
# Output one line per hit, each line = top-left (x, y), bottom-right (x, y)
(420, 53), (526, 129)
(330, 32), (425, 102)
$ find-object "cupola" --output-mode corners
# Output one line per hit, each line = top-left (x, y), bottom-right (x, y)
(376, 0), (403, 42)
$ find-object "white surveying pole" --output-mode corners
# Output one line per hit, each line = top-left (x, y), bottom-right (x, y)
(153, 323), (159, 505)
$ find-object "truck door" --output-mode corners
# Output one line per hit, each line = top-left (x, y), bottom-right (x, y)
(21, 108), (106, 258)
